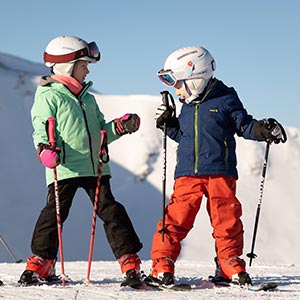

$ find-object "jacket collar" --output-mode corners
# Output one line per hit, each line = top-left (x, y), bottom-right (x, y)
(180, 78), (237, 105)
(38, 75), (93, 97)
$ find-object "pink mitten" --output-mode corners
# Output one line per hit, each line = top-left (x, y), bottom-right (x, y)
(40, 149), (60, 169)
(37, 143), (60, 169)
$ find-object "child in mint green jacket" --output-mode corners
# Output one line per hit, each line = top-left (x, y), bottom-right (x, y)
(19, 35), (142, 286)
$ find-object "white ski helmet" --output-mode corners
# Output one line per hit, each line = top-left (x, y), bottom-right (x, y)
(157, 46), (216, 103)
(43, 35), (101, 76)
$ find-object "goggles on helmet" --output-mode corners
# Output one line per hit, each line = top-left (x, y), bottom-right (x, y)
(44, 41), (101, 64)
(157, 68), (178, 86)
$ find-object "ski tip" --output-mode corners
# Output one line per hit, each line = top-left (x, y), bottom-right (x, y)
(257, 282), (278, 291)
(171, 283), (192, 291)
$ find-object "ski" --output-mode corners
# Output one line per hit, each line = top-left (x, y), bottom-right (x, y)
(138, 273), (192, 291)
(135, 281), (191, 291)
(156, 282), (192, 291)
(137, 279), (277, 292)
(120, 269), (143, 289)
(251, 282), (278, 291)
(208, 272), (278, 292)
(18, 278), (63, 287)
(120, 278), (143, 289)
(2, 274), (70, 287)
(1, 281), (62, 288)
(209, 279), (278, 292)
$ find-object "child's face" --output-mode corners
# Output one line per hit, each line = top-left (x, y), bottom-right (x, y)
(174, 81), (189, 99)
(72, 60), (90, 84)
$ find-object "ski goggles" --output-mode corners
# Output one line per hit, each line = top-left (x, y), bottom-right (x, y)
(157, 68), (178, 86)
(44, 42), (101, 64)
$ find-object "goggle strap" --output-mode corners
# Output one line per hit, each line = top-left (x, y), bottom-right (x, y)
(44, 42), (100, 64)
(43, 50), (87, 64)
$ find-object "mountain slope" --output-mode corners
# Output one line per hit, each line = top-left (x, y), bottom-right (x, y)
(0, 52), (299, 267)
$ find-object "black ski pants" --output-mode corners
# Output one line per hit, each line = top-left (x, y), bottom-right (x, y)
(31, 176), (142, 259)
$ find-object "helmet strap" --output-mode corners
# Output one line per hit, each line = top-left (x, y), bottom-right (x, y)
(184, 78), (214, 104)
(183, 80), (192, 96)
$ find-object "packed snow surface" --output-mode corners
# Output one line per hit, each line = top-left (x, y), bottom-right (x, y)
(1, 260), (300, 299)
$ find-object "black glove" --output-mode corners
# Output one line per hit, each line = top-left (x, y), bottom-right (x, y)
(114, 113), (140, 135)
(155, 104), (179, 131)
(253, 118), (287, 144)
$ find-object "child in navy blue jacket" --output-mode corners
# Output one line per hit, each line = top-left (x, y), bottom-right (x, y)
(147, 46), (286, 287)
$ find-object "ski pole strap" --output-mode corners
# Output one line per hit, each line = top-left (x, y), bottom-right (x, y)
(275, 121), (287, 143)
(160, 90), (176, 116)
(47, 117), (57, 147)
(99, 130), (109, 163)
(265, 118), (287, 144)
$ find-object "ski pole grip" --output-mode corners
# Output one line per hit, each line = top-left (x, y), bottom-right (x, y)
(100, 130), (109, 163)
(100, 130), (107, 149)
(48, 117), (56, 145)
(160, 91), (170, 108)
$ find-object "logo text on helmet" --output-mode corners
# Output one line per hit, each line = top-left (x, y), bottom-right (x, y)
(192, 70), (209, 76)
(62, 46), (76, 51)
(177, 50), (198, 60)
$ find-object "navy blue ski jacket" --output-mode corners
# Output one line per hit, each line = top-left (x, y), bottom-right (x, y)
(167, 78), (258, 180)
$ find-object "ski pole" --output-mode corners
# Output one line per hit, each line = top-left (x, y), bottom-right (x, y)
(47, 117), (66, 286)
(247, 141), (271, 266)
(86, 130), (109, 284)
(159, 91), (176, 242)
(0, 234), (22, 263)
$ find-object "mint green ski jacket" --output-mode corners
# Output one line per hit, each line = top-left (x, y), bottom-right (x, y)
(31, 77), (120, 186)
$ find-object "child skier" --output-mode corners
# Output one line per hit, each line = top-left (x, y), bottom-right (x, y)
(147, 46), (286, 286)
(19, 35), (142, 286)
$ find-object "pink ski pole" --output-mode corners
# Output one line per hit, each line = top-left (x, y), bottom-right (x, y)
(48, 117), (66, 286)
(86, 130), (109, 283)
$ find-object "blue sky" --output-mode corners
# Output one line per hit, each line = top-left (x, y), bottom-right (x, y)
(1, 0), (300, 129)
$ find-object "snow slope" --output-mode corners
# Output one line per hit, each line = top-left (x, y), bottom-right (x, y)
(1, 260), (300, 299)
(0, 52), (300, 298)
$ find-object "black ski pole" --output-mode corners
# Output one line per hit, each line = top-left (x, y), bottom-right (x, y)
(159, 91), (175, 242)
(247, 141), (271, 266)
(0, 234), (22, 263)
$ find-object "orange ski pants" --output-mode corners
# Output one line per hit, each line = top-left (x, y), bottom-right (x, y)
(151, 175), (244, 277)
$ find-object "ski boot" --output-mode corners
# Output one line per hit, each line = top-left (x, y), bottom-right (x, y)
(209, 257), (231, 284)
(231, 272), (252, 286)
(145, 257), (175, 287)
(145, 272), (175, 286)
(119, 253), (142, 287)
(121, 269), (142, 287)
(18, 255), (56, 285)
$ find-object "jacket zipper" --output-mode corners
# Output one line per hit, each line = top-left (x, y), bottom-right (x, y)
(192, 88), (213, 174)
(224, 139), (228, 168)
(62, 141), (66, 164)
(194, 103), (199, 174)
(77, 85), (96, 175)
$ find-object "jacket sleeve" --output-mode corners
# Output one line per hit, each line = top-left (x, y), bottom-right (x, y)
(95, 102), (120, 144)
(167, 126), (182, 143)
(31, 89), (58, 148)
(226, 95), (257, 140)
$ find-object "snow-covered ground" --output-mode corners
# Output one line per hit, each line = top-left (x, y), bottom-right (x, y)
(1, 260), (300, 299)
(1, 52), (300, 298)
